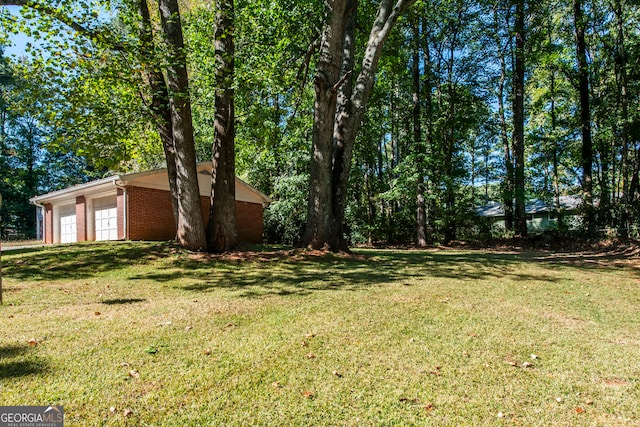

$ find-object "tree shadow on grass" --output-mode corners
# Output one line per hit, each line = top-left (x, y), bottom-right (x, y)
(132, 249), (572, 298)
(0, 344), (48, 379)
(4, 241), (178, 282)
(8, 242), (638, 295)
(101, 298), (146, 305)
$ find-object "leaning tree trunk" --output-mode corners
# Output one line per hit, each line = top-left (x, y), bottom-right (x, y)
(299, 0), (417, 252)
(158, 0), (207, 251)
(513, 0), (527, 237)
(207, 0), (239, 252)
(573, 0), (595, 234)
(137, 0), (179, 230)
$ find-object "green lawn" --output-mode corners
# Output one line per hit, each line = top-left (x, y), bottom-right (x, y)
(1, 242), (639, 426)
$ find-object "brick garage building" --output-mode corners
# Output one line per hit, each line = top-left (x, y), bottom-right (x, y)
(30, 163), (271, 245)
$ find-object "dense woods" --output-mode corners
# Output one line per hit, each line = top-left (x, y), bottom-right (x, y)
(0, 0), (639, 249)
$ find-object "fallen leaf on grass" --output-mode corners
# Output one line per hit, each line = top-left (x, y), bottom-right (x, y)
(575, 407), (585, 414)
(109, 407), (116, 414)
(94, 311), (101, 316)
(585, 399), (594, 405)
(302, 390), (315, 399)
(604, 378), (630, 387)
(300, 341), (308, 347)
(304, 333), (316, 339)
(185, 325), (193, 331)
(203, 348), (212, 355)
(123, 409), (133, 417)
(271, 381), (281, 388)
(521, 361), (534, 369)
(128, 369), (140, 378)
(424, 402), (434, 412)
(28, 339), (38, 346)
(306, 353), (316, 359)
(332, 370), (342, 378)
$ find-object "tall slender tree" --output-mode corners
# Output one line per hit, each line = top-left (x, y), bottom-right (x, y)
(513, 0), (527, 236)
(573, 0), (595, 232)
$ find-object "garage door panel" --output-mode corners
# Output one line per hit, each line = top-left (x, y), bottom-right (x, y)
(60, 213), (77, 244)
(94, 198), (117, 241)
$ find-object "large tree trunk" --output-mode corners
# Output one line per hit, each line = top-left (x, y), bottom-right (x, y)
(513, 0), (527, 237)
(207, 0), (239, 252)
(158, 0), (207, 251)
(573, 0), (595, 234)
(299, 0), (350, 251)
(137, 0), (179, 230)
(299, 0), (416, 251)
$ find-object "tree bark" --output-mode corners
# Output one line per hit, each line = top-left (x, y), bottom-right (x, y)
(299, 0), (416, 251)
(513, 0), (527, 237)
(573, 0), (595, 233)
(299, 0), (350, 251)
(158, 0), (207, 251)
(136, 0), (179, 231)
(206, 0), (239, 252)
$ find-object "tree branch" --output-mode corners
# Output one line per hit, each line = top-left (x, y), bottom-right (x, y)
(332, 70), (352, 93)
(0, 0), (125, 51)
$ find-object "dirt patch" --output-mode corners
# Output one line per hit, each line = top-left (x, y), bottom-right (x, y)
(603, 378), (631, 387)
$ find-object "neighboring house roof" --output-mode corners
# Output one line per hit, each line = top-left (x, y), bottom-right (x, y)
(476, 195), (582, 218)
(30, 162), (272, 206)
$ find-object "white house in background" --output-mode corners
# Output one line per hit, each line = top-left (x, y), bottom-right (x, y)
(476, 195), (583, 232)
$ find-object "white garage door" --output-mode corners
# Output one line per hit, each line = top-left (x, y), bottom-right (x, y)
(94, 197), (118, 241)
(60, 209), (77, 244)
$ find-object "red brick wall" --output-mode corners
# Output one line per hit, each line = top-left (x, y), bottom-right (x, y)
(76, 196), (86, 241)
(117, 188), (126, 240)
(235, 201), (264, 243)
(44, 203), (53, 244)
(126, 186), (264, 243)
(126, 186), (176, 241)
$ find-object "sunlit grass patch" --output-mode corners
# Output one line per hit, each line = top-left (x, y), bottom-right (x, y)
(1, 242), (639, 425)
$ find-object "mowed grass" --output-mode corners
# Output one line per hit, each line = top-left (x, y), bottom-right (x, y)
(1, 242), (639, 426)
